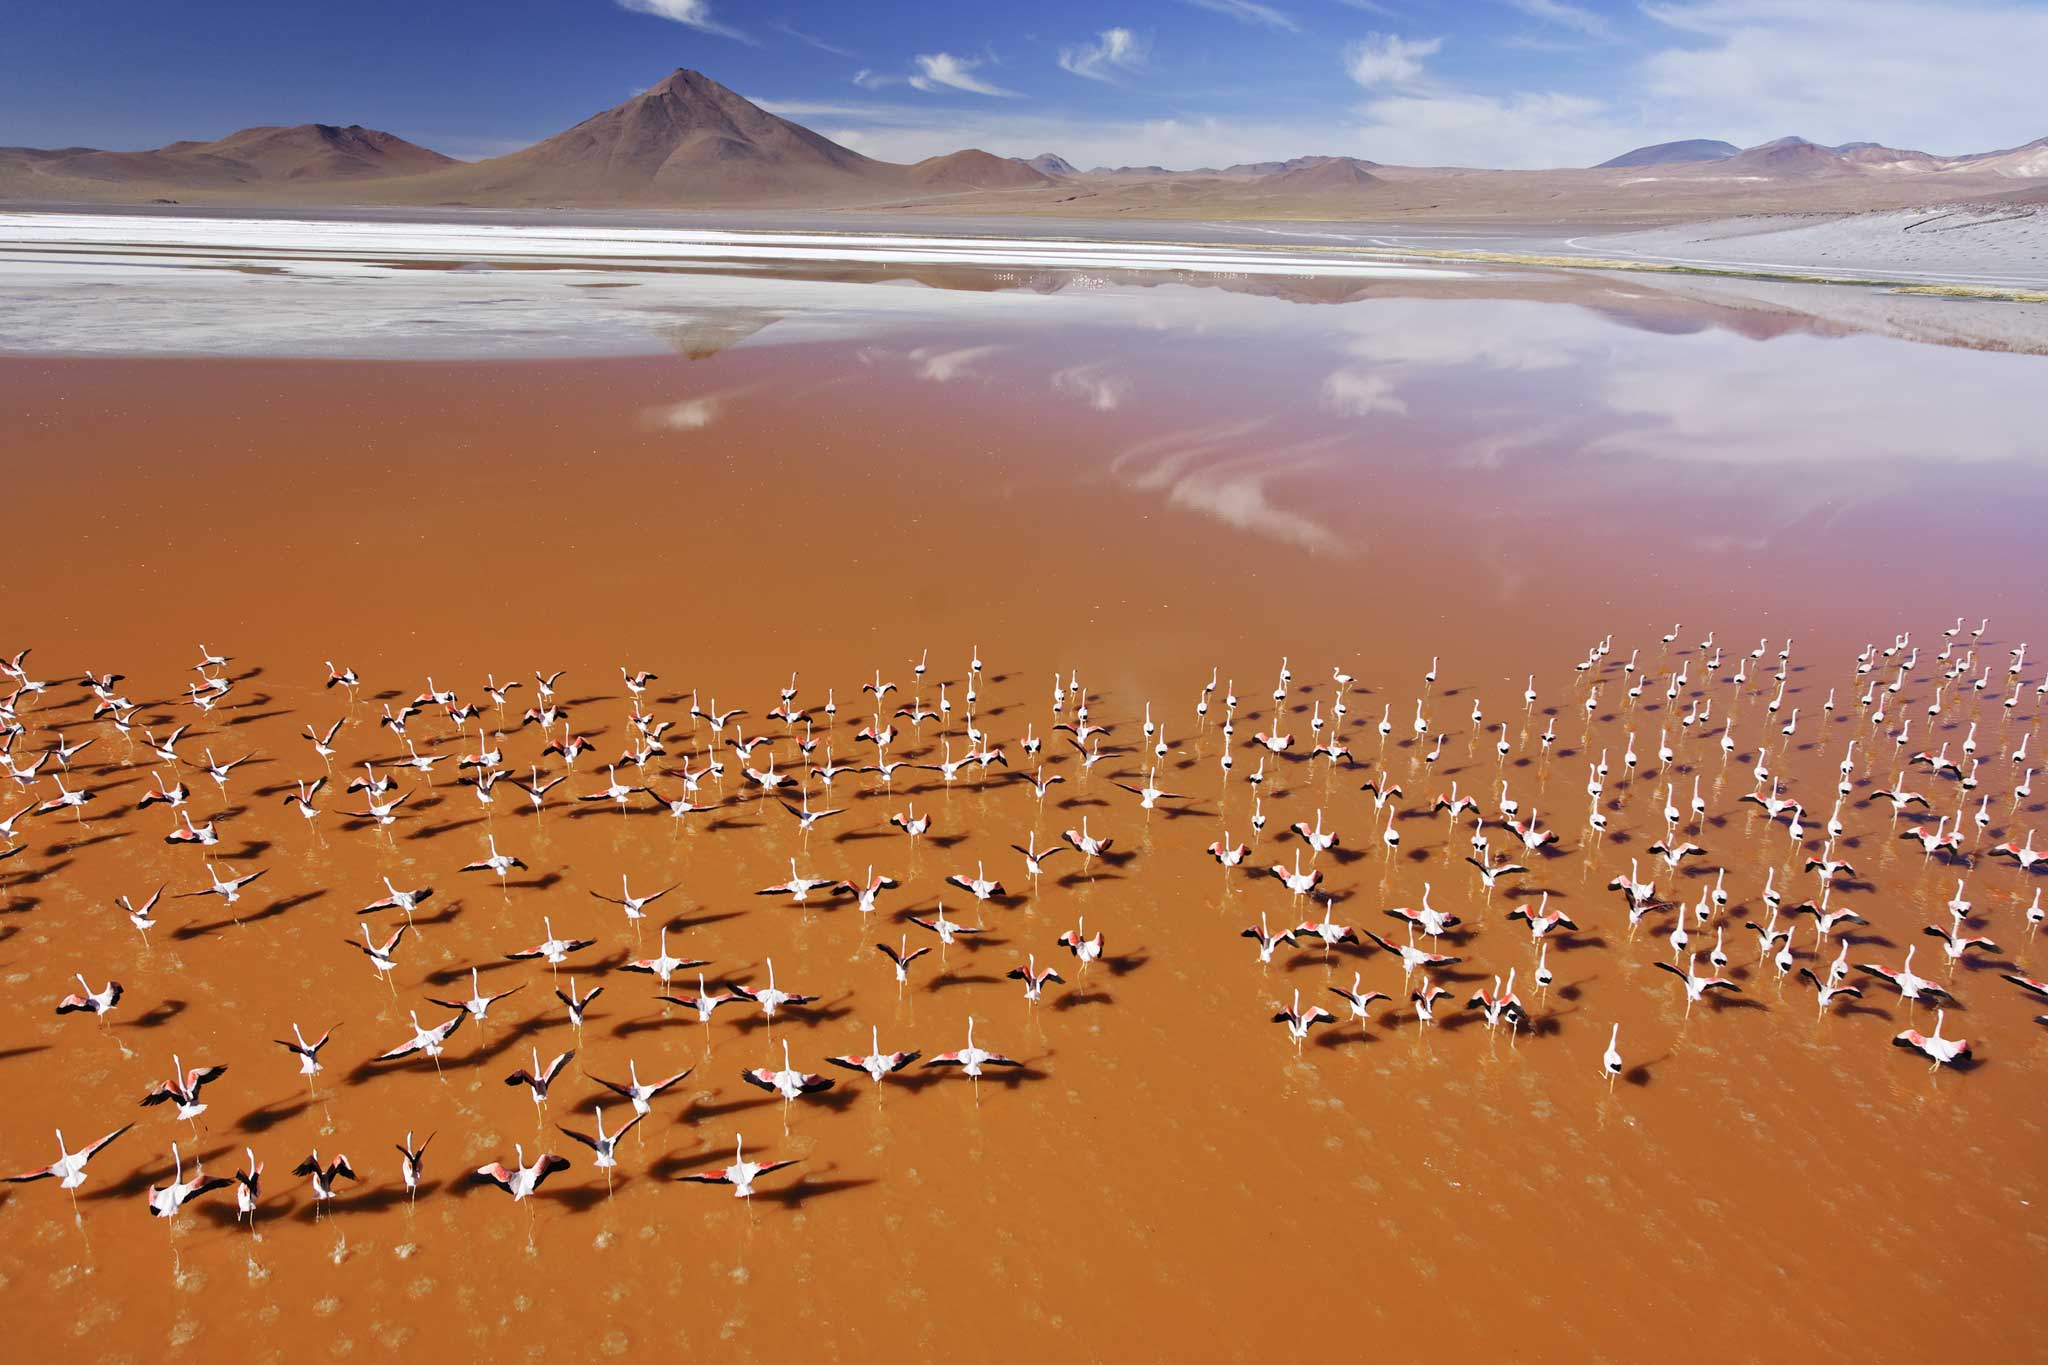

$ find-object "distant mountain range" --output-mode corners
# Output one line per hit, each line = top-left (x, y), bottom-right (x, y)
(1597, 134), (2048, 178)
(0, 122), (453, 193)
(1595, 140), (1740, 169)
(3, 69), (2043, 221)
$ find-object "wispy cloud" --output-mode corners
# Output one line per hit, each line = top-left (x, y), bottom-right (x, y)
(1184, 0), (1300, 33)
(1590, 337), (2044, 465)
(758, 99), (913, 120)
(913, 344), (1005, 382)
(1503, 0), (1613, 40)
(909, 53), (1021, 97)
(1344, 33), (1441, 89)
(773, 21), (855, 58)
(851, 69), (899, 91)
(1637, 0), (2048, 153)
(1111, 421), (1348, 555)
(613, 0), (751, 43)
(643, 396), (722, 430)
(1321, 370), (1408, 417)
(1059, 28), (1149, 82)
(426, 136), (530, 162)
(1051, 364), (1133, 411)
(797, 0), (2048, 170)
(1352, 89), (1615, 167)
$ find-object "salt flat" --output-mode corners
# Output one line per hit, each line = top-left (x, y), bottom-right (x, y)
(6, 209), (2047, 361)
(0, 212), (1469, 279)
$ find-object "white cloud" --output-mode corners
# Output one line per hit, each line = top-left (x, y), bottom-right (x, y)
(613, 0), (750, 42)
(428, 136), (529, 162)
(909, 53), (1021, 98)
(852, 69), (898, 91)
(1638, 1), (2048, 154)
(818, 104), (1375, 171)
(1353, 90), (1621, 168)
(1591, 334), (2045, 464)
(760, 99), (908, 120)
(1059, 28), (1148, 82)
(1337, 302), (1576, 371)
(1321, 370), (1408, 416)
(1111, 422), (1347, 554)
(913, 344), (1005, 382)
(644, 396), (721, 430)
(799, 1), (2048, 170)
(1185, 0), (1299, 32)
(774, 21), (855, 58)
(1349, 0), (2048, 167)
(812, 92), (1615, 172)
(1320, 298), (1576, 422)
(1504, 0), (1613, 39)
(1051, 364), (1133, 410)
(1343, 34), (1442, 89)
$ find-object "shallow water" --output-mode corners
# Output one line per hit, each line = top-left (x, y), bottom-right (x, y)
(2, 246), (2046, 1362)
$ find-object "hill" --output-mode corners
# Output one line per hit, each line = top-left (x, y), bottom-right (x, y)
(0, 70), (2042, 222)
(906, 150), (1053, 190)
(1256, 157), (1381, 191)
(408, 68), (886, 203)
(1596, 139), (1739, 169)
(0, 122), (452, 198)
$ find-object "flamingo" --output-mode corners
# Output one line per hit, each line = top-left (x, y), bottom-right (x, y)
(591, 1060), (694, 1119)
(921, 1017), (1024, 1094)
(826, 1027), (921, 1086)
(559, 1106), (641, 1190)
(473, 1145), (571, 1201)
(742, 1039), (836, 1126)
(148, 1142), (232, 1219)
(678, 1135), (796, 1201)
(1892, 1011), (1971, 1070)
(1272, 988), (1336, 1051)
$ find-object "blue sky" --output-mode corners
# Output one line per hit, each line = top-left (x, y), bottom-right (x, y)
(3, 1), (2043, 168)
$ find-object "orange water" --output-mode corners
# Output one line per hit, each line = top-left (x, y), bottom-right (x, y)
(2, 278), (2046, 1362)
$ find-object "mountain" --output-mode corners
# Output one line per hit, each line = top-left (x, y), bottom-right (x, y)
(413, 68), (887, 202)
(1956, 135), (2048, 178)
(1256, 157), (1381, 191)
(1831, 141), (1941, 170)
(1205, 155), (1375, 179)
(354, 71), (1050, 203)
(169, 124), (456, 179)
(0, 68), (2042, 219)
(906, 149), (1052, 190)
(0, 122), (452, 196)
(1085, 165), (1176, 178)
(1596, 139), (1738, 169)
(1716, 136), (1855, 176)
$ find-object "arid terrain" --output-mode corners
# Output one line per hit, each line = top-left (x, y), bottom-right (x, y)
(4, 69), (2045, 228)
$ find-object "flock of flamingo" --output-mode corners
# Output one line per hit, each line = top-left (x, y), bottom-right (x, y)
(2, 617), (2043, 1244)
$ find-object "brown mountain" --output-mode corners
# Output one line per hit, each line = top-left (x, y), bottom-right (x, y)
(1595, 139), (1740, 169)
(0, 68), (2043, 220)
(410, 68), (884, 203)
(367, 71), (1055, 204)
(1958, 135), (2048, 178)
(1712, 137), (1855, 176)
(0, 122), (452, 197)
(907, 149), (1052, 190)
(170, 124), (456, 179)
(1256, 156), (1381, 191)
